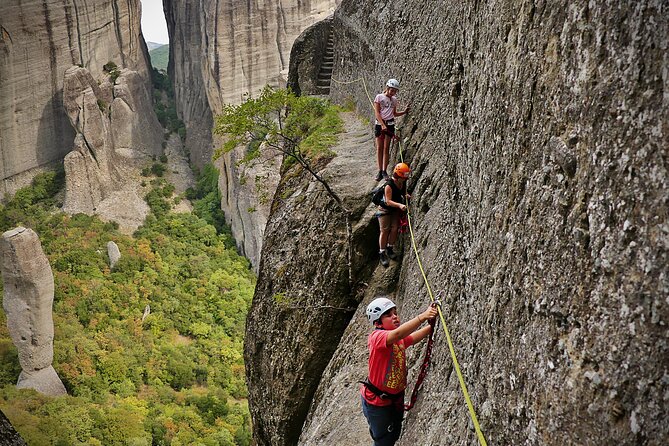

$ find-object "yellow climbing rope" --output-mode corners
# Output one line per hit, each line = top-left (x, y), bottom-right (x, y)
(331, 77), (375, 107)
(332, 76), (488, 446)
(399, 139), (488, 446)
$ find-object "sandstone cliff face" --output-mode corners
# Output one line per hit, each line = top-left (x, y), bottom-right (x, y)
(245, 113), (380, 445)
(62, 65), (159, 231)
(249, 1), (668, 445)
(164, 0), (339, 269)
(215, 145), (281, 271)
(0, 0), (152, 197)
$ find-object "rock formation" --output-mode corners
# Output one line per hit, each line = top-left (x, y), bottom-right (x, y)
(164, 0), (339, 165)
(0, 227), (67, 397)
(245, 113), (380, 445)
(287, 18), (334, 96)
(0, 0), (152, 197)
(107, 241), (121, 269)
(163, 0), (339, 269)
(62, 65), (158, 231)
(247, 1), (669, 445)
(215, 145), (281, 271)
(0, 410), (27, 446)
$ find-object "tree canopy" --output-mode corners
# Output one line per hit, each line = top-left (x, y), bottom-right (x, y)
(0, 167), (254, 445)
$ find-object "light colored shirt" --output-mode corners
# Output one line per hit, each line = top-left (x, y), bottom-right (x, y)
(374, 93), (398, 123)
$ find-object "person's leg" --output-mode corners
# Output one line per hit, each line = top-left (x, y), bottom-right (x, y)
(376, 137), (384, 171)
(375, 125), (384, 179)
(382, 125), (395, 175)
(387, 404), (404, 444)
(386, 212), (400, 246)
(378, 214), (391, 267)
(379, 214), (392, 250)
(361, 398), (402, 446)
(382, 135), (391, 175)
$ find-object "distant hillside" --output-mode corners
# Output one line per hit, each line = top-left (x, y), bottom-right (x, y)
(149, 44), (169, 71)
(146, 41), (165, 51)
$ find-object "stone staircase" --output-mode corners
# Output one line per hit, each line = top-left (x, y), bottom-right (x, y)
(315, 31), (334, 95)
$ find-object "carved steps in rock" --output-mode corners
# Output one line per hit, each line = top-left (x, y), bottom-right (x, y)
(315, 30), (336, 94)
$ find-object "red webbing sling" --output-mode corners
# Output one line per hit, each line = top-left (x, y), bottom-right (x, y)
(404, 317), (437, 411)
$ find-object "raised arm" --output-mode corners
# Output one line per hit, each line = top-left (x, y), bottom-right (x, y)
(386, 304), (438, 347)
(410, 324), (434, 344)
(393, 102), (411, 117)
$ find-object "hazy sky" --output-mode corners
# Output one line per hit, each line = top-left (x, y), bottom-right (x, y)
(140, 0), (169, 44)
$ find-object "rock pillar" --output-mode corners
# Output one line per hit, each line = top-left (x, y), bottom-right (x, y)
(0, 227), (67, 396)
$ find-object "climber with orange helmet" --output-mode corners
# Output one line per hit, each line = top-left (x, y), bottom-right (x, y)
(373, 79), (411, 181)
(360, 296), (438, 446)
(376, 162), (411, 267)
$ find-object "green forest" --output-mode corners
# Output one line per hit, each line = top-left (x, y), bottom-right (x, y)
(149, 45), (169, 72)
(0, 166), (255, 445)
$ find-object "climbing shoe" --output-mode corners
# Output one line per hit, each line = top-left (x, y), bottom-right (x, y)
(382, 171), (390, 180)
(386, 246), (398, 260)
(375, 170), (384, 181)
(379, 251), (390, 268)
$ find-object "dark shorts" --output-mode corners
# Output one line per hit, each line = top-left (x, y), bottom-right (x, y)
(375, 124), (395, 138)
(361, 396), (404, 446)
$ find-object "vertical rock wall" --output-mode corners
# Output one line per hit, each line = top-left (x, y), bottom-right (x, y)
(287, 17), (334, 96)
(247, 0), (668, 445)
(0, 0), (152, 197)
(215, 145), (281, 271)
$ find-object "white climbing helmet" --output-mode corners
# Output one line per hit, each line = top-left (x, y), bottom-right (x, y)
(366, 297), (396, 324)
(386, 78), (400, 90)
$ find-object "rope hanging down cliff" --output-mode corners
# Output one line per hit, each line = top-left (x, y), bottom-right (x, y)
(331, 76), (488, 446)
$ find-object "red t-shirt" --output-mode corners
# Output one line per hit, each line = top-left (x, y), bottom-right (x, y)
(361, 329), (414, 407)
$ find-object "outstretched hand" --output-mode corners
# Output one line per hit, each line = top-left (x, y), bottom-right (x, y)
(420, 304), (438, 323)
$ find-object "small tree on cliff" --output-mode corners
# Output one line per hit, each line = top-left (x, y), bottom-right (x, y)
(213, 87), (354, 284)
(214, 86), (346, 208)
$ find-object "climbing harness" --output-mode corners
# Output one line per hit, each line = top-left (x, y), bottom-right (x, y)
(360, 308), (437, 411)
(359, 379), (404, 402)
(333, 76), (488, 445)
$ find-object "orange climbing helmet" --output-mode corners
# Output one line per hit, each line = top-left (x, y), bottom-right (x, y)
(393, 162), (411, 179)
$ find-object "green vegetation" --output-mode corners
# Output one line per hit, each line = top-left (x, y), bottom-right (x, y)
(0, 169), (254, 445)
(186, 164), (229, 237)
(103, 61), (121, 84)
(214, 87), (343, 171)
(149, 44), (170, 72)
(152, 69), (187, 142)
(215, 86), (349, 222)
(151, 162), (167, 177)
